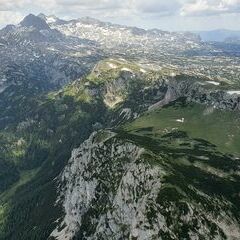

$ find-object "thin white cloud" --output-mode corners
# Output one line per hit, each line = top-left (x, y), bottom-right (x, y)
(133, 0), (181, 14)
(181, 0), (240, 16)
(0, 11), (23, 26)
(1, 0), (240, 19)
(56, 0), (124, 9)
(0, 0), (240, 30)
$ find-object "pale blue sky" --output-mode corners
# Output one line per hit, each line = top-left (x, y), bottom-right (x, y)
(0, 0), (240, 31)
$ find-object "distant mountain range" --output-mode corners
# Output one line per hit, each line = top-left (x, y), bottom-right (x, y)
(196, 29), (240, 43)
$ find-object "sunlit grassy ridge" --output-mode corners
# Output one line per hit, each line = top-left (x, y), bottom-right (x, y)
(85, 58), (176, 84)
(124, 99), (240, 156)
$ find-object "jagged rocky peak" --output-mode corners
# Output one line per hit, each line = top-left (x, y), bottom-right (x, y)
(20, 14), (50, 30)
(37, 13), (48, 21)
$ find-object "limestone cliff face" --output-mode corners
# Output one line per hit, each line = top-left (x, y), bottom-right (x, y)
(50, 130), (240, 240)
(51, 131), (148, 239)
(148, 77), (240, 111)
(101, 72), (240, 114)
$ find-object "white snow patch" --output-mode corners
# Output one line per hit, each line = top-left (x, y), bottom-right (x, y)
(119, 58), (127, 62)
(46, 17), (57, 23)
(176, 118), (185, 123)
(121, 67), (133, 72)
(140, 68), (147, 73)
(107, 62), (117, 69)
(47, 47), (56, 51)
(227, 91), (240, 95)
(206, 81), (220, 86)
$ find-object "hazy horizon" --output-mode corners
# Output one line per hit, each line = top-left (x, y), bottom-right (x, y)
(1, 0), (240, 31)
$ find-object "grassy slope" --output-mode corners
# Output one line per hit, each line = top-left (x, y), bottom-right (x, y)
(124, 99), (240, 156)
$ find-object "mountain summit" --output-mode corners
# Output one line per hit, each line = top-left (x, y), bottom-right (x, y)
(20, 14), (50, 30)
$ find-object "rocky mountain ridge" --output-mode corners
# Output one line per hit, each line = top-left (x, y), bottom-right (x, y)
(0, 14), (240, 240)
(51, 125), (240, 239)
(47, 60), (240, 239)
